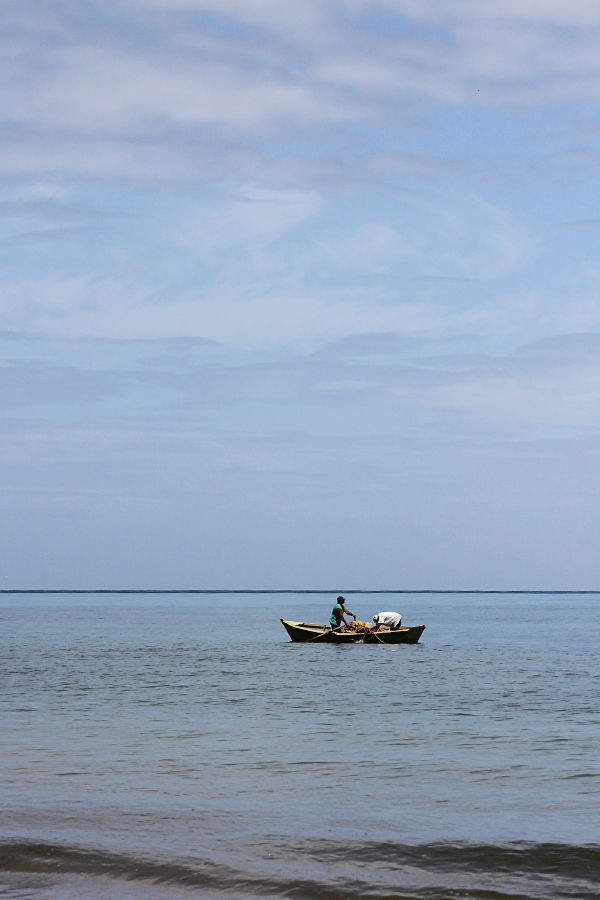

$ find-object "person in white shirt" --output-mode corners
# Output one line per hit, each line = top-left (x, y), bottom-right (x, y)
(370, 611), (402, 632)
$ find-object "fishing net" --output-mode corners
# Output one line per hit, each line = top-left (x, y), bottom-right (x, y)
(346, 620), (371, 633)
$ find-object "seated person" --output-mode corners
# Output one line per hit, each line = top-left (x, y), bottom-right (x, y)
(329, 596), (357, 631)
(370, 611), (402, 632)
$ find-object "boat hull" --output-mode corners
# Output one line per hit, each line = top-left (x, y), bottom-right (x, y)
(280, 619), (425, 644)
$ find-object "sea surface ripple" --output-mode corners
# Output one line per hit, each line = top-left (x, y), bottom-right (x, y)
(0, 592), (598, 899)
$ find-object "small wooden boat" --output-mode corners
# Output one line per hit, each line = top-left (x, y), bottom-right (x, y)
(280, 619), (425, 644)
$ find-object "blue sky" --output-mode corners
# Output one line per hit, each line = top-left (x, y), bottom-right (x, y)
(3, 1), (600, 588)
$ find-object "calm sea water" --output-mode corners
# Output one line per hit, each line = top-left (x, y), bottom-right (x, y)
(0, 591), (598, 899)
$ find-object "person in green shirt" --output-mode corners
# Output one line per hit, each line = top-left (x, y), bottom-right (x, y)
(329, 596), (357, 631)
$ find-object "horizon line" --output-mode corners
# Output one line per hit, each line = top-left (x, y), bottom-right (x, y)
(1, 589), (599, 595)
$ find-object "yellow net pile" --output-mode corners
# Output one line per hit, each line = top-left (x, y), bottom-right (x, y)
(346, 620), (371, 633)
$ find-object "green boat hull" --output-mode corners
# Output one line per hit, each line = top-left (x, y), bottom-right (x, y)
(280, 619), (425, 644)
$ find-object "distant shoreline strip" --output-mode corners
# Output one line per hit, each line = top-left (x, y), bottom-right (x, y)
(1, 589), (599, 595)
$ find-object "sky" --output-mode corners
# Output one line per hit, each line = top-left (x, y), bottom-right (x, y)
(3, 1), (600, 589)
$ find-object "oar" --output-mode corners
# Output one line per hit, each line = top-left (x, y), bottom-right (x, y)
(307, 622), (350, 642)
(307, 627), (334, 642)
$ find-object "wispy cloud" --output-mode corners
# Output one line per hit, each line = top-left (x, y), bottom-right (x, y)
(4, 331), (600, 439)
(3, 2), (600, 585)
(3, 1), (600, 182)
(2, 226), (105, 245)
(550, 217), (600, 229)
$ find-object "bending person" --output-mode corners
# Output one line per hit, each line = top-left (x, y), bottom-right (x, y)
(371, 611), (402, 632)
(329, 596), (357, 631)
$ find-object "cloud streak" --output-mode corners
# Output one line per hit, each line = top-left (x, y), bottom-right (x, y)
(3, 1), (600, 181)
(3, 331), (600, 439)
(2, 2), (600, 586)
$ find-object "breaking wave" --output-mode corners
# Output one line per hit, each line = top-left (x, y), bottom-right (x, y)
(1, 839), (599, 899)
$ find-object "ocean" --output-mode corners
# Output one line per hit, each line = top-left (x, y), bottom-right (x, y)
(0, 591), (598, 899)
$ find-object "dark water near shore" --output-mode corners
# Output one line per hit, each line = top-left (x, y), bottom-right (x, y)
(0, 592), (598, 898)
